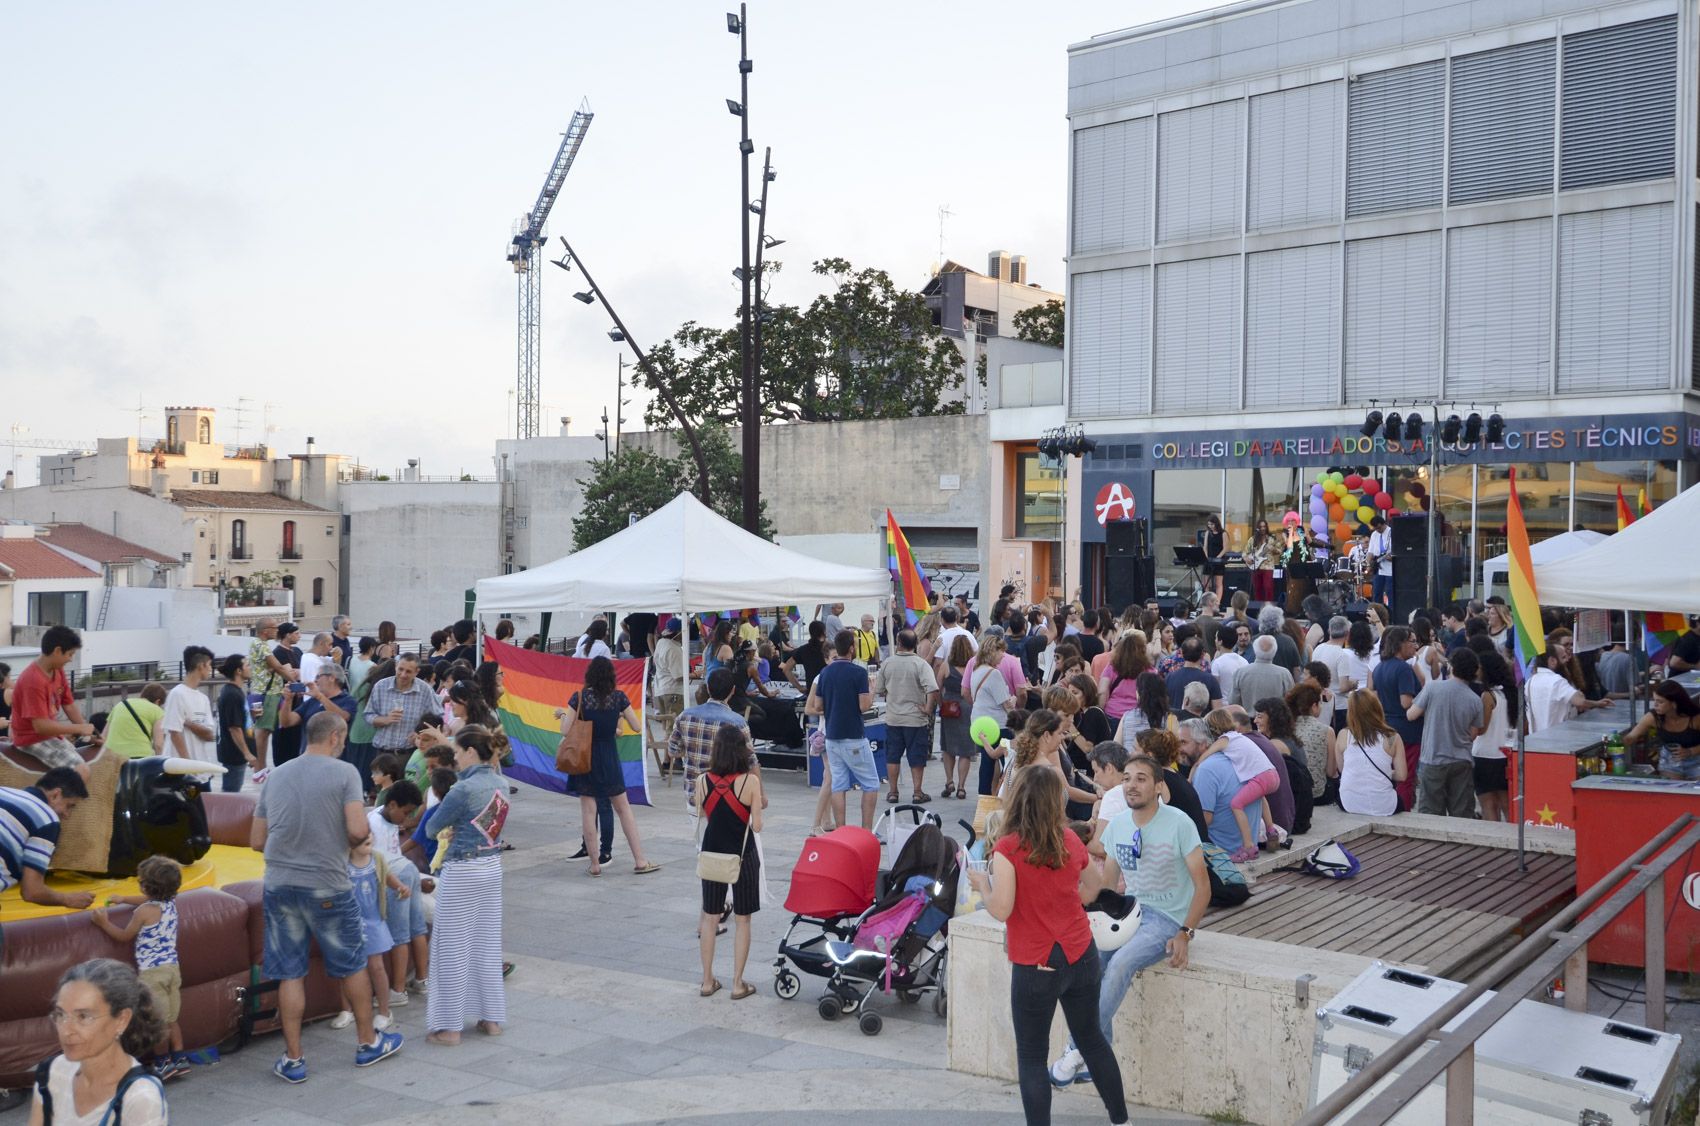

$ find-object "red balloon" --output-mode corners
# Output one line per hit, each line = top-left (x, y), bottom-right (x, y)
(1364, 479), (1381, 495)
(1344, 474), (1363, 490)
(1374, 492), (1394, 510)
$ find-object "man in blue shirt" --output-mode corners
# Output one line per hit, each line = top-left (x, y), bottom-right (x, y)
(806, 630), (876, 829)
(1186, 721), (1263, 854)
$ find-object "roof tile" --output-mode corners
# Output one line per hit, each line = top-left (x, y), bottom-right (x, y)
(0, 540), (102, 581)
(41, 523), (176, 566)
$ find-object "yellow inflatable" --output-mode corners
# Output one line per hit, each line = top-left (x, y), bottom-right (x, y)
(0, 843), (267, 921)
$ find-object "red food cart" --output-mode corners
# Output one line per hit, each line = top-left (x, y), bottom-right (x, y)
(1573, 774), (1700, 972)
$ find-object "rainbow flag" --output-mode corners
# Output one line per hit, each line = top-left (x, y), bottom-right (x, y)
(1639, 488), (1653, 519)
(1505, 467), (1546, 676)
(885, 509), (931, 627)
(1616, 485), (1636, 531)
(485, 637), (650, 806)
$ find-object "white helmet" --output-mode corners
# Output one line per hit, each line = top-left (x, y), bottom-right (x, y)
(1087, 897), (1142, 952)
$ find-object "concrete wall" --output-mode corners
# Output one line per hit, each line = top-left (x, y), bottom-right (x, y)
(0, 485), (193, 562)
(341, 480), (500, 641)
(496, 434), (604, 573)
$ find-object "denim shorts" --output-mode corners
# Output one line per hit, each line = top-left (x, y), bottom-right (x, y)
(825, 738), (880, 793)
(262, 886), (368, 981)
(385, 857), (430, 944)
(1659, 746), (1700, 781)
(886, 725), (932, 768)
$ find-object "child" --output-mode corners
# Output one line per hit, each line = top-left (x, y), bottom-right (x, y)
(330, 837), (406, 1031)
(401, 767), (458, 880)
(367, 780), (430, 1004)
(90, 855), (188, 1081)
(370, 753), (405, 809)
(404, 716), (449, 791)
(1194, 728), (1281, 863)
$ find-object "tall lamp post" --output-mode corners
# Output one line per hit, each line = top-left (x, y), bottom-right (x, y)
(728, 5), (760, 533)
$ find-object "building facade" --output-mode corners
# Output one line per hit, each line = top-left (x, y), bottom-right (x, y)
(1066, 0), (1700, 603)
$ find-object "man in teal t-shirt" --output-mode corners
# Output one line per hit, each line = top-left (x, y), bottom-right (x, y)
(1050, 753), (1210, 1090)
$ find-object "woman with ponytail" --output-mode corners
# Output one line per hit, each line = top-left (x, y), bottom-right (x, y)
(30, 958), (169, 1124)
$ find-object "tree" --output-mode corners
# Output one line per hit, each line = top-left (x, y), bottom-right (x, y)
(572, 424), (773, 552)
(1012, 298), (1064, 348)
(641, 257), (965, 428)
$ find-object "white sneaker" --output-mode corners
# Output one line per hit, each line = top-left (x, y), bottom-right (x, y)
(1049, 1047), (1085, 1088)
(373, 1013), (392, 1031)
(388, 990), (410, 1007)
(329, 1010), (354, 1030)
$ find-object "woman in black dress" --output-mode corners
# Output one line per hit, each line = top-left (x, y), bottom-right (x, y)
(1203, 515), (1226, 600)
(696, 724), (764, 1000)
(563, 656), (660, 877)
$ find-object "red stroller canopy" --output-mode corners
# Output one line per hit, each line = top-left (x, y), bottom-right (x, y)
(784, 826), (881, 918)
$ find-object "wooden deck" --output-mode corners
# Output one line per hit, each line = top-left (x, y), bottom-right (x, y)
(1201, 833), (1575, 978)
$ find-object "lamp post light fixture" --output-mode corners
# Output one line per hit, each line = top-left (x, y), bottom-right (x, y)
(730, 3), (760, 534)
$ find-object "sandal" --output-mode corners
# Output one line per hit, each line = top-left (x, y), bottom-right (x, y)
(700, 979), (723, 998)
(730, 982), (756, 1001)
(476, 1021), (503, 1036)
(886, 791), (900, 804)
(912, 791), (932, 804)
(633, 862), (661, 875)
(425, 1031), (461, 1046)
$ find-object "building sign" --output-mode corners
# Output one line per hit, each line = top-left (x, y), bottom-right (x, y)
(1103, 412), (1700, 470)
(1093, 481), (1137, 525)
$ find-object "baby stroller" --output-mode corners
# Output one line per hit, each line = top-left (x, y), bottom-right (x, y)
(817, 822), (964, 1036)
(772, 826), (882, 1000)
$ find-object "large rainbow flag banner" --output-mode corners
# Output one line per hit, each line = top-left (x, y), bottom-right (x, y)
(485, 637), (650, 806)
(1505, 466), (1546, 677)
(886, 508), (932, 626)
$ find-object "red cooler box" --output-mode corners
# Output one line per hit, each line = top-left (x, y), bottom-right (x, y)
(1574, 774), (1700, 972)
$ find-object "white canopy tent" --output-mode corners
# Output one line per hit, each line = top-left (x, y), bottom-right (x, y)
(1480, 530), (1606, 601)
(1530, 484), (1700, 613)
(473, 491), (894, 693)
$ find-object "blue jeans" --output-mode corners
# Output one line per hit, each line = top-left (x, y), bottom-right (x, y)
(826, 738), (880, 793)
(1067, 908), (1183, 1052)
(1371, 572), (1392, 606)
(384, 856), (430, 944)
(220, 764), (246, 793)
(262, 886), (367, 980)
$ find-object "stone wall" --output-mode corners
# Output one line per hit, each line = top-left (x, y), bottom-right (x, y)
(341, 480), (499, 640)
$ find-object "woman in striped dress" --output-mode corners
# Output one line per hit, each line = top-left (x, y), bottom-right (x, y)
(423, 725), (510, 1044)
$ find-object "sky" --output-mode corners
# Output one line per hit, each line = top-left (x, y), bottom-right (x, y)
(0, 0), (1201, 485)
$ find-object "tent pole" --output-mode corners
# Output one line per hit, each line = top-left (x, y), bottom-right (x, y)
(1516, 655), (1528, 874)
(681, 596), (691, 709)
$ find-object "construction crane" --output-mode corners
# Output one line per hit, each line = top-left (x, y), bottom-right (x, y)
(505, 101), (594, 440)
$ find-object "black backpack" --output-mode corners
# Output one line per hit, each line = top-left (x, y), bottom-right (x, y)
(34, 1053), (161, 1125)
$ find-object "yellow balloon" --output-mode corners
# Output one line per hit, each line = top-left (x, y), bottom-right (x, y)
(1356, 505), (1375, 523)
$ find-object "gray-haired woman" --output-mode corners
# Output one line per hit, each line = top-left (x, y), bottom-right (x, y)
(29, 959), (169, 1125)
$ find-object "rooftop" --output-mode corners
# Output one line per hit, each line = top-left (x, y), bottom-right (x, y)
(131, 487), (329, 512)
(40, 523), (176, 566)
(0, 539), (101, 581)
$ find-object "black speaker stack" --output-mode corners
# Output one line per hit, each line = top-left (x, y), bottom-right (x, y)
(1103, 519), (1154, 611)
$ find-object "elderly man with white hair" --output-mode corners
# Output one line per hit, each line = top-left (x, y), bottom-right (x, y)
(1231, 635), (1293, 710)
(1255, 603), (1302, 674)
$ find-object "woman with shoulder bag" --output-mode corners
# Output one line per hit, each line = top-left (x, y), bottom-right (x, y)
(696, 725), (764, 1001)
(937, 635), (976, 800)
(558, 656), (660, 877)
(1335, 690), (1408, 817)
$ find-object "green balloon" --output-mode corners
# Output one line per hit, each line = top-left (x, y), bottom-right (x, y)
(1315, 472), (1329, 484)
(1329, 471), (1344, 484)
(971, 716), (1002, 749)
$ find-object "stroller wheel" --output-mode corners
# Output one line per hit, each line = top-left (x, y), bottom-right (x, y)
(774, 969), (801, 1000)
(818, 995), (842, 1022)
(858, 1010), (883, 1036)
(933, 990), (947, 1019)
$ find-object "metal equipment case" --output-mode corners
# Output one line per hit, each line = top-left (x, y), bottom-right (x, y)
(1312, 962), (1681, 1124)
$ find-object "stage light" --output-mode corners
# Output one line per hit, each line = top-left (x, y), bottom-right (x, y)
(1485, 412), (1505, 444)
(1383, 412), (1402, 440)
(726, 12), (741, 33)
(1442, 414), (1462, 443)
(726, 99), (744, 117)
(1404, 414), (1423, 443)
(1360, 411), (1383, 437)
(1463, 412), (1483, 444)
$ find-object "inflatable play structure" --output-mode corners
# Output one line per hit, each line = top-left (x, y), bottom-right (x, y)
(0, 744), (344, 1087)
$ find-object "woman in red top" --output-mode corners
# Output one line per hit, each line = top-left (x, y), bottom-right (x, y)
(967, 767), (1128, 1125)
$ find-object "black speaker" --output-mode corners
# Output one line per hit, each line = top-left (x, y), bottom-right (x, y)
(1391, 514), (1429, 557)
(1105, 519), (1143, 559)
(1105, 555), (1155, 612)
(1392, 558), (1428, 623)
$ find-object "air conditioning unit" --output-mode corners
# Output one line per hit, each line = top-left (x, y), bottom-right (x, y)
(1312, 962), (1681, 1124)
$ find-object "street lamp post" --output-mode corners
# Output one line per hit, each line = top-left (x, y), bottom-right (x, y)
(729, 5), (760, 533)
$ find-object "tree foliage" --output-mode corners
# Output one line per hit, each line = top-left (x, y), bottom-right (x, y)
(1012, 298), (1064, 348)
(572, 424), (773, 552)
(639, 258), (966, 428)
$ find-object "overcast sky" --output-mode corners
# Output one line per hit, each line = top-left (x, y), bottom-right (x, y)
(0, 0), (1199, 485)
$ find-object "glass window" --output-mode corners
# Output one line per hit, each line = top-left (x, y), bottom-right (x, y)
(1014, 452), (1062, 539)
(27, 591), (87, 629)
(230, 519), (246, 559)
(1473, 463), (1570, 591)
(1225, 467), (1328, 555)
(1573, 459), (1679, 534)
(1380, 463), (1476, 601)
(1153, 469), (1222, 596)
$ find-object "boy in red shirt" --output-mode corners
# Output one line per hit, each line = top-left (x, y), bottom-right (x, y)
(11, 626), (95, 777)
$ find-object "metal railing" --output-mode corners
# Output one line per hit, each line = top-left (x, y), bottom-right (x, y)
(1299, 813), (1699, 1125)
(280, 547), (302, 560)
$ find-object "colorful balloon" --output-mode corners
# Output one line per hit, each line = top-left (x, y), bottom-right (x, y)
(1374, 492), (1393, 510)
(1336, 521), (1355, 541)
(1311, 514), (1328, 534)
(1364, 479), (1381, 495)
(1344, 474), (1363, 490)
(1356, 505), (1374, 523)
(970, 716), (1002, 749)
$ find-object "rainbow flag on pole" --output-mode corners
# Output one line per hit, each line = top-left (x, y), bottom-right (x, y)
(1506, 467), (1546, 677)
(885, 508), (932, 626)
(485, 637), (650, 806)
(1639, 488), (1653, 519)
(1615, 485), (1636, 531)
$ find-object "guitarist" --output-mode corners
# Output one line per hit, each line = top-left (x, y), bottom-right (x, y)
(1366, 515), (1394, 607)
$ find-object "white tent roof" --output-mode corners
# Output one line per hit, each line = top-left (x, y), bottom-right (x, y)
(473, 491), (893, 614)
(1532, 484), (1700, 613)
(1479, 529), (1607, 600)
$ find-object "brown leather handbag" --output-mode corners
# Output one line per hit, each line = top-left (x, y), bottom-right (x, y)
(555, 697), (593, 775)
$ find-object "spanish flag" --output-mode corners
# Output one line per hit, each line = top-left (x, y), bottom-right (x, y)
(1615, 485), (1636, 531)
(1507, 467), (1546, 675)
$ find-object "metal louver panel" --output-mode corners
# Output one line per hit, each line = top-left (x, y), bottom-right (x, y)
(1561, 16), (1677, 191)
(1247, 244), (1340, 408)
(1072, 118), (1154, 255)
(1345, 232), (1442, 401)
(1068, 268), (1151, 419)
(1693, 205), (1700, 390)
(1249, 83), (1343, 231)
(1558, 205), (1672, 393)
(1157, 101), (1244, 243)
(1346, 61), (1444, 217)
(1155, 256), (1239, 414)
(1446, 219), (1553, 399)
(1449, 40), (1556, 205)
